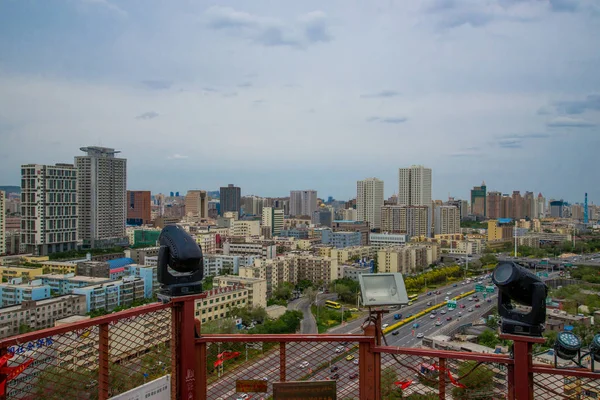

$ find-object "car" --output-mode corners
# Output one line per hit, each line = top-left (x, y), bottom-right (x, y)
(447, 292), (452, 295)
(299, 361), (310, 368)
(431, 310), (437, 315)
(236, 394), (249, 400)
(382, 323), (389, 329)
(427, 292), (432, 296)
(440, 310), (446, 314)
(474, 298), (480, 302)
(473, 294), (478, 298)
(460, 304), (466, 309)
(349, 373), (358, 379)
(330, 373), (340, 380)
(444, 296), (450, 301)
(468, 308), (474, 312)
(413, 323), (419, 328)
(407, 313), (413, 318)
(427, 301), (432, 306)
(335, 346), (344, 353)
(416, 333), (424, 338)
(349, 308), (359, 312)
(487, 298), (492, 303)
(468, 297), (473, 301)
(430, 314), (436, 319)
(453, 284), (458, 287)
(435, 321), (442, 326)
(392, 330), (400, 336)
(346, 355), (355, 361)
(330, 366), (338, 372)
(394, 314), (402, 320)
(458, 312), (463, 316)
(446, 316), (453, 321)
(353, 359), (359, 365)
(475, 304), (481, 308)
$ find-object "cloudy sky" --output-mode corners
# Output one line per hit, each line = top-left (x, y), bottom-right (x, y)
(0, 0), (599, 203)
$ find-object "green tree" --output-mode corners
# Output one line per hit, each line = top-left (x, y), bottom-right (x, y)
(33, 367), (97, 400)
(201, 318), (238, 334)
(19, 323), (34, 334)
(296, 279), (314, 291)
(203, 275), (214, 290)
(480, 254), (498, 265)
(381, 367), (402, 399)
(478, 330), (500, 349)
(303, 287), (318, 304)
(451, 361), (495, 399)
(273, 282), (294, 301)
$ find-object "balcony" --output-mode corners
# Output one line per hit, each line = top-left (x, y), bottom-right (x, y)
(0, 295), (598, 400)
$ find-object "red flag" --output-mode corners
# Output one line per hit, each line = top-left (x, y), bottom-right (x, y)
(394, 380), (413, 389)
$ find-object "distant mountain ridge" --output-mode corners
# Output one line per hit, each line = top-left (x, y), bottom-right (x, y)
(0, 186), (20, 194)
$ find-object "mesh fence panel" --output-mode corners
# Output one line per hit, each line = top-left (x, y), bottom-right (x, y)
(534, 372), (600, 399)
(205, 340), (361, 400)
(379, 352), (509, 400)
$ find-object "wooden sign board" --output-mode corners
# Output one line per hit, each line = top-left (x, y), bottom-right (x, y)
(273, 381), (336, 400)
(236, 379), (268, 393)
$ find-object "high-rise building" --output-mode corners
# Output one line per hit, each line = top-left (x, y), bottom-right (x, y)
(487, 191), (502, 219)
(356, 178), (384, 230)
(312, 206), (333, 227)
(21, 163), (78, 256)
(537, 193), (546, 218)
(523, 191), (535, 219)
(511, 191), (523, 220)
(126, 191), (151, 226)
(219, 184), (241, 215)
(76, 146), (127, 249)
(184, 190), (208, 218)
(398, 165), (432, 207)
(242, 196), (264, 216)
(0, 191), (5, 255)
(550, 200), (565, 218)
(434, 206), (460, 235)
(289, 190), (317, 217)
(470, 182), (487, 217)
(261, 207), (284, 236)
(380, 205), (430, 237)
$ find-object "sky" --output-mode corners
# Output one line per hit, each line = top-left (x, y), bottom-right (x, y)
(0, 0), (599, 203)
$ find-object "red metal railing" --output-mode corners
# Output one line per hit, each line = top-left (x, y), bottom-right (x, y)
(0, 295), (598, 400)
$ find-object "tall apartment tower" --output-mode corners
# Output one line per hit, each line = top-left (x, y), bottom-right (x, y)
(0, 191), (5, 255)
(220, 184), (241, 215)
(126, 190), (152, 225)
(398, 165), (432, 207)
(434, 206), (460, 235)
(470, 182), (487, 217)
(356, 178), (384, 230)
(76, 147), (127, 249)
(185, 190), (208, 218)
(487, 191), (502, 219)
(20, 163), (78, 256)
(289, 190), (317, 217)
(261, 207), (284, 236)
(537, 193), (546, 218)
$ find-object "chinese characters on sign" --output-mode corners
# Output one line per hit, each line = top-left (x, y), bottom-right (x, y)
(7, 337), (53, 355)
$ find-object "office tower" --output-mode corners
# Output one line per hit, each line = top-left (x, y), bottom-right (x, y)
(487, 191), (502, 219)
(219, 184), (241, 215)
(470, 182), (487, 217)
(185, 190), (208, 218)
(312, 206), (333, 227)
(0, 191), (5, 255)
(21, 163), (78, 255)
(537, 193), (546, 218)
(398, 165), (432, 207)
(356, 178), (384, 230)
(261, 207), (284, 236)
(434, 206), (460, 235)
(76, 146), (127, 249)
(126, 191), (151, 226)
(501, 195), (512, 219)
(511, 191), (523, 220)
(523, 191), (535, 219)
(242, 196), (263, 216)
(550, 200), (565, 218)
(289, 190), (318, 217)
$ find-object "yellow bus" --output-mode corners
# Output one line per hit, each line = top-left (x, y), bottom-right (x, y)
(325, 300), (342, 309)
(408, 294), (418, 305)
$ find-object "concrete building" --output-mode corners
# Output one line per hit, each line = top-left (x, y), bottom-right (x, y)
(537, 193), (546, 218)
(332, 220), (370, 245)
(340, 265), (372, 281)
(381, 205), (430, 237)
(434, 206), (460, 235)
(38, 273), (112, 295)
(241, 196), (264, 216)
(550, 200), (565, 218)
(240, 258), (292, 297)
(369, 233), (408, 249)
(487, 191), (502, 220)
(487, 220), (514, 242)
(356, 178), (384, 230)
(377, 244), (439, 274)
(341, 208), (357, 221)
(289, 190), (317, 217)
(220, 184), (241, 215)
(290, 254), (339, 286)
(126, 190), (151, 226)
(185, 190), (208, 218)
(398, 165), (432, 207)
(261, 207), (284, 236)
(470, 182), (487, 217)
(328, 246), (376, 264)
(194, 285), (248, 324)
(223, 241), (276, 259)
(279, 228), (309, 239)
(195, 231), (217, 254)
(321, 230), (362, 248)
(20, 163), (78, 256)
(0, 279), (51, 307)
(312, 206), (333, 227)
(0, 294), (87, 338)
(213, 275), (267, 308)
(73, 276), (146, 312)
(126, 247), (160, 265)
(0, 191), (5, 255)
(76, 146), (127, 249)
(203, 254), (254, 277)
(231, 220), (260, 237)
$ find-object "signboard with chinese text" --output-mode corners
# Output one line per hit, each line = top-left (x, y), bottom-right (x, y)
(273, 381), (336, 400)
(110, 374), (170, 400)
(236, 379), (268, 393)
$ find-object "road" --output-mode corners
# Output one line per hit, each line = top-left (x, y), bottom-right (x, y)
(287, 297), (317, 334)
(209, 272), (560, 399)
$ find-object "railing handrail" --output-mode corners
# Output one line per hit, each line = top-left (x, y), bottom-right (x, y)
(531, 364), (600, 379)
(197, 333), (374, 343)
(374, 345), (514, 364)
(0, 301), (172, 348)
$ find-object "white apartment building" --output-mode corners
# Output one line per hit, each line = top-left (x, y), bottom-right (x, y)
(289, 190), (317, 217)
(369, 233), (408, 249)
(381, 205), (430, 238)
(76, 146), (127, 249)
(357, 178), (384, 230)
(223, 241), (276, 259)
(20, 163), (78, 256)
(203, 254), (256, 276)
(329, 246), (377, 264)
(240, 257), (292, 297)
(434, 205), (460, 235)
(195, 231), (217, 254)
(341, 208), (357, 221)
(194, 285), (248, 323)
(377, 244), (440, 274)
(213, 275), (267, 308)
(261, 207), (284, 236)
(398, 165), (432, 207)
(0, 191), (5, 255)
(232, 220), (260, 237)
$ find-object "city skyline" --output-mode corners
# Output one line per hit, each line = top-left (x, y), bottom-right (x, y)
(0, 1), (599, 202)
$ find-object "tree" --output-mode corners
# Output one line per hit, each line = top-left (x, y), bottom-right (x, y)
(34, 366), (97, 400)
(451, 361), (495, 399)
(296, 279), (314, 292)
(203, 275), (214, 290)
(478, 330), (500, 349)
(304, 287), (318, 304)
(202, 318), (238, 334)
(381, 366), (402, 399)
(480, 254), (498, 266)
(19, 323), (34, 334)
(273, 282), (294, 301)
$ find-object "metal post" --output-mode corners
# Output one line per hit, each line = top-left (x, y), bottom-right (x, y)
(98, 322), (109, 400)
(438, 358), (446, 399)
(172, 295), (203, 400)
(197, 341), (207, 400)
(279, 342), (286, 382)
(500, 334), (544, 400)
(360, 317), (379, 400)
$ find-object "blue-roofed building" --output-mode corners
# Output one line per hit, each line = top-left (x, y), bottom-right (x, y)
(0, 279), (51, 307)
(73, 276), (146, 312)
(107, 257), (135, 270)
(38, 273), (112, 295)
(497, 218), (512, 224)
(125, 265), (158, 298)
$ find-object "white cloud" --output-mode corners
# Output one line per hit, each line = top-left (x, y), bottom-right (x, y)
(80, 0), (127, 18)
(168, 154), (189, 160)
